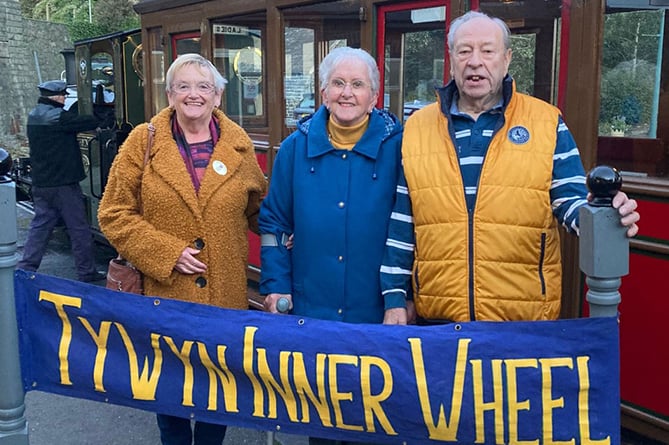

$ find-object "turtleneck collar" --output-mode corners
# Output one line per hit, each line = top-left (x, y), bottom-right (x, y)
(327, 115), (370, 150)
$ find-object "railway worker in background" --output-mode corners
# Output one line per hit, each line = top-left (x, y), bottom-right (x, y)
(259, 46), (407, 443)
(18, 80), (105, 283)
(380, 10), (640, 324)
(98, 53), (266, 445)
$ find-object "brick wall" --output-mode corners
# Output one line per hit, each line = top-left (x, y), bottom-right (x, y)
(0, 0), (71, 158)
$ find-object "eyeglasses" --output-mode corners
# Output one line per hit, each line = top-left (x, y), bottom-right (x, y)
(171, 82), (216, 95)
(328, 78), (369, 92)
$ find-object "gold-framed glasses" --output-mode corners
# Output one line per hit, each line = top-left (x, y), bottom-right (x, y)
(171, 82), (216, 94)
(328, 78), (368, 92)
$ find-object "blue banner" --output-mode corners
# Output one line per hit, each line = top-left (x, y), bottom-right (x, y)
(14, 269), (620, 444)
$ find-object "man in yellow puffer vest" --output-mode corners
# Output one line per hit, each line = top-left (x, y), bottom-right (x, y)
(379, 10), (640, 323)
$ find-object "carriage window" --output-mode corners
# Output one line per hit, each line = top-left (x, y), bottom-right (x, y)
(91, 52), (114, 104)
(599, 9), (663, 139)
(283, 0), (361, 130)
(284, 25), (316, 128)
(597, 8), (666, 178)
(212, 21), (265, 127)
(381, 4), (445, 123)
(172, 32), (201, 57)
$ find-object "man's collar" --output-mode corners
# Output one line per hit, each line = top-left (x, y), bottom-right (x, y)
(438, 74), (514, 117)
(38, 96), (65, 108)
(449, 92), (503, 116)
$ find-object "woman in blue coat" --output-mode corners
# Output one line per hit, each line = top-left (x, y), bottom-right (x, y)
(259, 46), (408, 329)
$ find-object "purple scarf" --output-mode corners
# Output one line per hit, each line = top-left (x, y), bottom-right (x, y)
(171, 115), (220, 192)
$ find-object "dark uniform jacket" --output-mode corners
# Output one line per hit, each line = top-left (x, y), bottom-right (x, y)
(27, 97), (99, 187)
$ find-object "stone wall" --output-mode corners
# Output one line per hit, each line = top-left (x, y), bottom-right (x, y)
(0, 0), (72, 159)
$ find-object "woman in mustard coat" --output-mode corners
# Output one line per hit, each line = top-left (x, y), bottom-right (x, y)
(98, 53), (266, 444)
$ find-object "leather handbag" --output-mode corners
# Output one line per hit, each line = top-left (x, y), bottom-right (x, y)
(106, 256), (143, 294)
(105, 123), (155, 294)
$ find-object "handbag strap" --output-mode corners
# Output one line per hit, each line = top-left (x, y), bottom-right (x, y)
(144, 123), (155, 167)
(138, 123), (155, 214)
(113, 124), (156, 266)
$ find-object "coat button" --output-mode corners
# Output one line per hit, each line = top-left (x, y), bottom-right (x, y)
(338, 201), (345, 208)
(195, 276), (207, 288)
(194, 238), (205, 249)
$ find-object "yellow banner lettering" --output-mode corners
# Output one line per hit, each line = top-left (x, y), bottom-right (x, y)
(38, 291), (82, 385)
(410, 337), (469, 441)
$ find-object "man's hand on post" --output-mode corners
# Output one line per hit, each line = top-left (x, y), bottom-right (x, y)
(612, 191), (640, 238)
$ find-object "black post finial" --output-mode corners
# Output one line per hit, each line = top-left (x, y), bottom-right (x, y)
(586, 165), (621, 207)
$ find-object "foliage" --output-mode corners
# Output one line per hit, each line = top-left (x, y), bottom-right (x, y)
(19, 0), (39, 17)
(31, 0), (87, 23)
(20, 0), (139, 40)
(609, 116), (629, 132)
(508, 33), (536, 96)
(600, 59), (655, 125)
(67, 21), (110, 42)
(602, 10), (662, 71)
(94, 0), (139, 30)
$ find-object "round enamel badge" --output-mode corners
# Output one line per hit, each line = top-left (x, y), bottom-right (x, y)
(508, 126), (530, 144)
(213, 160), (227, 176)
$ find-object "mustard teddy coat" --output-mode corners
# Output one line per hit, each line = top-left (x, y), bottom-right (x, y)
(98, 107), (266, 309)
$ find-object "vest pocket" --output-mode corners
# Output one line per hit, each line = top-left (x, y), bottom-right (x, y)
(538, 232), (547, 295)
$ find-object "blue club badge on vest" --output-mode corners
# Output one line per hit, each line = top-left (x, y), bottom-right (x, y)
(508, 126), (530, 144)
